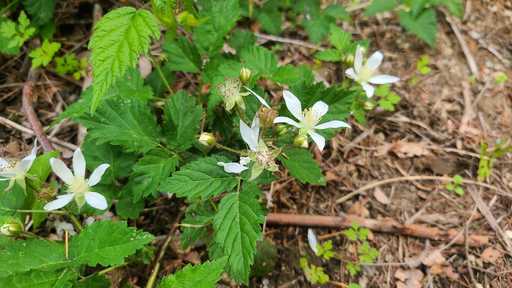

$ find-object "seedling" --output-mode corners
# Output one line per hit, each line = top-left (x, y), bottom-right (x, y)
(29, 40), (61, 68)
(446, 175), (464, 196)
(478, 140), (512, 182)
(300, 257), (330, 285)
(375, 84), (401, 111)
(55, 54), (88, 80)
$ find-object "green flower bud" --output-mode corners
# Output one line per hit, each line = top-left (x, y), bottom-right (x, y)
(275, 124), (289, 136)
(0, 217), (23, 236)
(240, 67), (252, 84)
(293, 134), (309, 148)
(364, 100), (376, 110)
(198, 132), (217, 147)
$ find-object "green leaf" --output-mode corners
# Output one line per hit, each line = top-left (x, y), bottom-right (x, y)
(315, 49), (342, 62)
(163, 36), (201, 73)
(75, 275), (111, 288)
(0, 239), (69, 277)
(324, 4), (350, 21)
(364, 0), (399, 16)
(161, 156), (238, 200)
(22, 0), (56, 26)
(193, 0), (240, 55)
(280, 148), (325, 185)
(81, 99), (161, 153)
(328, 25), (352, 52)
(89, 7), (160, 111)
(180, 202), (215, 249)
(255, 1), (282, 35)
(163, 91), (203, 150)
(27, 150), (59, 190)
(433, 0), (464, 18)
(70, 221), (154, 267)
(0, 269), (77, 288)
(213, 189), (264, 284)
(29, 40), (60, 68)
(228, 29), (256, 53)
(126, 149), (178, 200)
(399, 9), (437, 46)
(303, 17), (330, 44)
(240, 46), (278, 78)
(158, 258), (227, 288)
(271, 65), (314, 86)
(0, 12), (36, 55)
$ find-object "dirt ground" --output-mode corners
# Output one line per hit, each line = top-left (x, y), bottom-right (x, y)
(1, 0), (512, 287)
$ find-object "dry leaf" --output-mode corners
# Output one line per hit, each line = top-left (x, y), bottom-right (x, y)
(480, 247), (502, 263)
(138, 56), (152, 79)
(391, 140), (430, 158)
(395, 269), (423, 288)
(347, 199), (369, 218)
(373, 188), (391, 205)
(421, 249), (446, 267)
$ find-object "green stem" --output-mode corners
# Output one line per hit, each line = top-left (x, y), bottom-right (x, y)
(80, 263), (128, 282)
(0, 207), (65, 215)
(0, 0), (19, 16)
(215, 143), (243, 155)
(155, 64), (173, 95)
(67, 214), (82, 232)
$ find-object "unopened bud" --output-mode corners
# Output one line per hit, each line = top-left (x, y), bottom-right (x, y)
(198, 132), (216, 147)
(258, 107), (277, 128)
(343, 54), (354, 66)
(364, 100), (376, 110)
(275, 124), (288, 136)
(0, 218), (23, 236)
(240, 67), (252, 84)
(293, 134), (309, 148)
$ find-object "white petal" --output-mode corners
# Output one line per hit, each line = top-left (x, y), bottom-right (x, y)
(366, 51), (383, 70)
(85, 192), (108, 210)
(315, 120), (350, 130)
(345, 68), (357, 80)
(239, 157), (251, 165)
(50, 158), (74, 185)
(368, 74), (400, 84)
(273, 116), (301, 128)
(282, 90), (303, 121)
(354, 46), (364, 73)
(244, 86), (270, 108)
(307, 228), (319, 254)
(240, 119), (259, 151)
(309, 131), (326, 151)
(361, 82), (375, 98)
(251, 116), (260, 136)
(72, 148), (86, 178)
(311, 101), (329, 118)
(44, 194), (74, 211)
(218, 162), (248, 174)
(88, 164), (110, 186)
(18, 144), (38, 173)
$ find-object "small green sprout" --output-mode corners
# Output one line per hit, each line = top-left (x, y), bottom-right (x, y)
(316, 240), (335, 261)
(416, 55), (431, 75)
(478, 140), (512, 182)
(358, 241), (379, 264)
(346, 261), (361, 277)
(375, 84), (401, 111)
(348, 283), (361, 288)
(446, 174), (464, 196)
(300, 257), (330, 285)
(55, 54), (88, 80)
(494, 72), (508, 85)
(29, 40), (61, 68)
(0, 11), (36, 54)
(344, 223), (369, 242)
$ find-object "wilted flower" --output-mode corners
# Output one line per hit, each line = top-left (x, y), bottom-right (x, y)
(345, 46), (400, 98)
(44, 148), (109, 211)
(0, 140), (37, 191)
(307, 228), (319, 255)
(218, 79), (270, 112)
(274, 90), (350, 151)
(218, 157), (250, 174)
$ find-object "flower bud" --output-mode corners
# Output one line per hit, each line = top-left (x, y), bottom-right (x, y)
(275, 124), (289, 136)
(198, 132), (217, 147)
(0, 217), (23, 236)
(364, 100), (376, 110)
(258, 107), (277, 128)
(293, 134), (309, 148)
(240, 67), (252, 84)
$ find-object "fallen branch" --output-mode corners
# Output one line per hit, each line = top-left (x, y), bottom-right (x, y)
(255, 32), (324, 51)
(21, 68), (54, 152)
(266, 213), (489, 247)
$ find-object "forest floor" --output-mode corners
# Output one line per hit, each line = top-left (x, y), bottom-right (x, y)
(1, 0), (512, 287)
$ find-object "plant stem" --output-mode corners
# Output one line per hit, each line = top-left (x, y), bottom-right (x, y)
(80, 263), (128, 282)
(0, 207), (65, 215)
(155, 63), (173, 95)
(68, 214), (83, 232)
(0, 0), (19, 16)
(215, 143), (242, 155)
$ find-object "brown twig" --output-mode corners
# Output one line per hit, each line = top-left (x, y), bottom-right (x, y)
(255, 32), (324, 51)
(266, 213), (489, 247)
(445, 14), (480, 79)
(21, 68), (54, 152)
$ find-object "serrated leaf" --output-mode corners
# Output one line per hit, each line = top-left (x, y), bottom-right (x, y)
(193, 0), (240, 55)
(399, 9), (437, 46)
(163, 91), (203, 150)
(81, 99), (161, 153)
(158, 258), (227, 288)
(161, 156), (238, 200)
(280, 148), (325, 185)
(0, 239), (69, 277)
(70, 221), (154, 267)
(213, 188), (264, 283)
(180, 202), (215, 249)
(364, 0), (399, 16)
(89, 7), (160, 111)
(22, 0), (56, 26)
(126, 149), (178, 200)
(240, 46), (278, 78)
(75, 275), (111, 288)
(271, 65), (314, 86)
(163, 36), (201, 73)
(0, 269), (77, 288)
(328, 25), (352, 52)
(27, 150), (59, 190)
(228, 29), (256, 53)
(315, 49), (342, 62)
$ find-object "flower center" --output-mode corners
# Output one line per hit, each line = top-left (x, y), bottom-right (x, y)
(69, 177), (90, 195)
(302, 109), (320, 131)
(357, 65), (375, 83)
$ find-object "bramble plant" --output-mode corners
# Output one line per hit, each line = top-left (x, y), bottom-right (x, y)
(0, 0), (404, 286)
(55, 54), (88, 80)
(343, 223), (379, 281)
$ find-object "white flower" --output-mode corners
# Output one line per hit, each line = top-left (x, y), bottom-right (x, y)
(44, 148), (109, 211)
(307, 228), (319, 255)
(345, 46), (400, 98)
(218, 157), (250, 174)
(218, 79), (270, 112)
(273, 90), (350, 151)
(0, 140), (37, 191)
